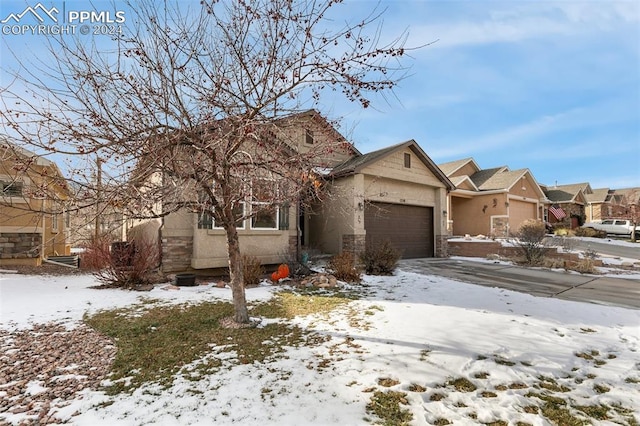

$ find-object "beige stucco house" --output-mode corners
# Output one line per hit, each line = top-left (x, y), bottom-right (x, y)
(585, 187), (612, 223)
(136, 112), (455, 273)
(0, 141), (71, 266)
(309, 140), (455, 258)
(438, 158), (547, 237)
(153, 110), (358, 272)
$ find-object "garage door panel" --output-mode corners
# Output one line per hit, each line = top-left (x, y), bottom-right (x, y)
(509, 200), (537, 235)
(364, 202), (433, 258)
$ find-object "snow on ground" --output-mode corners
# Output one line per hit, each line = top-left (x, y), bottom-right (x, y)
(1, 259), (639, 425)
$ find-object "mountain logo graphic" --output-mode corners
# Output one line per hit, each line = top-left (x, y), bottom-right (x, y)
(1, 3), (60, 24)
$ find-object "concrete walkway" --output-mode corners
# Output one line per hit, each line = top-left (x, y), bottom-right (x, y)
(399, 258), (640, 310)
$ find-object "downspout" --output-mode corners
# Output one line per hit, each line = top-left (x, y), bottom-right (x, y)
(296, 195), (301, 264)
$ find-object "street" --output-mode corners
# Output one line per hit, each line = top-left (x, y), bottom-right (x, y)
(399, 258), (640, 310)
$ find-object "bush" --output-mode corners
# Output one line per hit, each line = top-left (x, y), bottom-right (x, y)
(242, 254), (264, 286)
(575, 227), (606, 238)
(360, 240), (400, 275)
(571, 258), (598, 274)
(79, 236), (113, 271)
(328, 251), (361, 283)
(93, 237), (161, 289)
(515, 220), (547, 266)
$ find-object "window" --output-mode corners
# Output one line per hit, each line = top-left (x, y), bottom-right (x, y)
(198, 204), (245, 229)
(52, 212), (59, 231)
(602, 220), (614, 225)
(251, 206), (278, 229)
(1, 180), (23, 197)
(404, 153), (411, 168)
(304, 129), (314, 145)
(250, 178), (279, 229)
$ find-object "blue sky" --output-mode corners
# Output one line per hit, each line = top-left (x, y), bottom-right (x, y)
(1, 0), (639, 189)
(335, 0), (640, 189)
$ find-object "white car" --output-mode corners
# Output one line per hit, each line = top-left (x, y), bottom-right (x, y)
(581, 219), (639, 237)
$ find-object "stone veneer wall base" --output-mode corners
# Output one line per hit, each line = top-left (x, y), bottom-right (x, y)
(161, 235), (193, 273)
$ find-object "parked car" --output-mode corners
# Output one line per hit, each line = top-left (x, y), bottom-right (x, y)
(581, 219), (639, 237)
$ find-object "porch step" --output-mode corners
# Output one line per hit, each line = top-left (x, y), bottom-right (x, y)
(46, 255), (80, 268)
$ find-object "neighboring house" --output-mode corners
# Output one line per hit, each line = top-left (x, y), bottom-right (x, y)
(67, 182), (128, 248)
(0, 141), (71, 266)
(438, 158), (547, 237)
(607, 187), (640, 220)
(585, 188), (612, 222)
(311, 140), (454, 258)
(541, 183), (589, 228)
(135, 111), (454, 273)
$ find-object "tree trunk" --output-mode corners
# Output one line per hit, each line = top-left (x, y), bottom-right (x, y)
(225, 222), (250, 323)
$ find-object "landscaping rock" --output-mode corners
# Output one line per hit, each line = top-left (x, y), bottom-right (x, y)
(299, 273), (339, 288)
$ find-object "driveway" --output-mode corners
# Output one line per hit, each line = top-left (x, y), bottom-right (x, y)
(399, 258), (640, 310)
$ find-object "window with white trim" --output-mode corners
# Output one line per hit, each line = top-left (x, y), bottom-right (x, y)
(250, 178), (278, 229)
(198, 203), (245, 230)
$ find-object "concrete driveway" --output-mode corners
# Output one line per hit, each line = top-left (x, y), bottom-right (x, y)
(399, 258), (640, 310)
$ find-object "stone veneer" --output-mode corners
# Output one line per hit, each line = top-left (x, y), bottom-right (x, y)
(161, 235), (193, 272)
(288, 236), (298, 261)
(435, 235), (448, 257)
(342, 234), (366, 256)
(0, 233), (41, 259)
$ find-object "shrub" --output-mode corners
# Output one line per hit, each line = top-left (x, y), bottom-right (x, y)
(515, 220), (547, 266)
(328, 251), (361, 283)
(542, 257), (565, 269)
(571, 259), (598, 274)
(242, 254), (264, 286)
(79, 236), (113, 271)
(360, 240), (400, 275)
(575, 227), (606, 238)
(93, 237), (161, 289)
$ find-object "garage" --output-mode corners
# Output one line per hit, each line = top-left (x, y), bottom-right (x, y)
(364, 202), (434, 258)
(508, 199), (538, 235)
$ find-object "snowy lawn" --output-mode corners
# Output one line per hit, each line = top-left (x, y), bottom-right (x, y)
(1, 267), (639, 425)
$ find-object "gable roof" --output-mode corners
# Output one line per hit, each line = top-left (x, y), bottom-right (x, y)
(450, 175), (479, 191)
(544, 183), (590, 203)
(585, 188), (610, 204)
(331, 139), (455, 190)
(469, 166), (510, 189)
(438, 157), (480, 177)
(475, 168), (531, 191)
(0, 138), (70, 198)
(0, 138), (56, 168)
(275, 109), (361, 157)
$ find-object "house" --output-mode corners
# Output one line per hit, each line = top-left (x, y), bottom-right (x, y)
(585, 188), (612, 222)
(309, 140), (455, 258)
(0, 141), (71, 266)
(134, 111), (454, 273)
(438, 158), (547, 237)
(608, 187), (640, 220)
(541, 183), (589, 228)
(153, 110), (359, 272)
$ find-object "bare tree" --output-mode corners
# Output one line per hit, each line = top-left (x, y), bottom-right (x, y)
(1, 0), (411, 324)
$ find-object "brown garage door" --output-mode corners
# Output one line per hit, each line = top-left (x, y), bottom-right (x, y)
(364, 202), (434, 258)
(509, 199), (537, 235)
